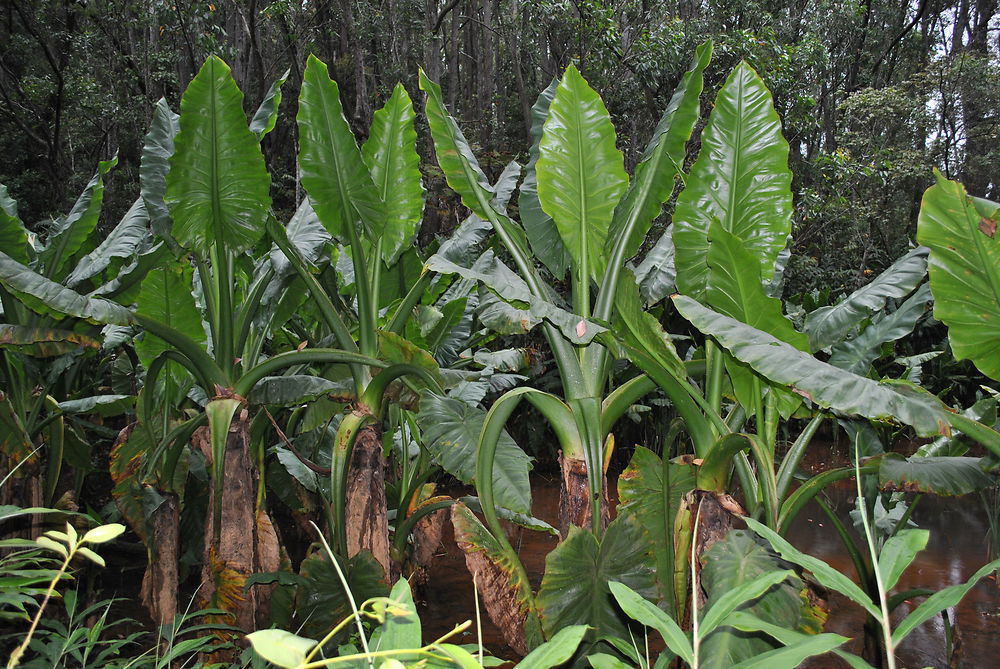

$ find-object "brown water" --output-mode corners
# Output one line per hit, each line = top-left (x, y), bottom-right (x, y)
(419, 476), (1000, 668)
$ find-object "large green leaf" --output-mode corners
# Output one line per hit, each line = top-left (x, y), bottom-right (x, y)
(166, 56), (271, 255)
(536, 515), (656, 642)
(135, 261), (206, 370)
(917, 173), (1000, 380)
(536, 64), (626, 283)
(609, 40), (711, 263)
(416, 390), (532, 514)
(378, 577), (422, 651)
(418, 69), (495, 220)
(521, 78), (570, 279)
(699, 530), (821, 669)
(879, 453), (996, 496)
(361, 83), (423, 264)
(0, 184), (29, 265)
(673, 295), (952, 437)
(804, 247), (928, 352)
(295, 550), (387, 640)
(706, 225), (807, 350)
(616, 447), (696, 613)
(827, 283), (932, 374)
(140, 98), (179, 240)
(673, 62), (792, 300)
(64, 198), (150, 288)
(298, 56), (382, 240)
(0, 252), (131, 325)
(40, 156), (118, 279)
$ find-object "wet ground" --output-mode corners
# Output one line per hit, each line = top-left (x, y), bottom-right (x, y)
(419, 472), (1000, 668)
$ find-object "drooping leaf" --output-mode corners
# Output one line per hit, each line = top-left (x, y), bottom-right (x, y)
(521, 78), (570, 279)
(0, 325), (99, 358)
(166, 56), (271, 255)
(879, 453), (996, 496)
(827, 283), (932, 374)
(631, 225), (676, 307)
(57, 395), (134, 417)
(537, 515), (656, 642)
(0, 252), (131, 325)
(425, 251), (606, 345)
(416, 391), (532, 514)
(917, 173), (1000, 381)
(298, 56), (383, 241)
(672, 295), (952, 437)
(362, 83), (424, 264)
(65, 197), (150, 288)
(40, 156), (118, 279)
(0, 183), (29, 265)
(477, 284), (540, 335)
(536, 64), (627, 282)
(140, 98), (179, 239)
(610, 40), (712, 263)
(673, 62), (792, 300)
(450, 502), (543, 655)
(247, 375), (341, 406)
(804, 247), (929, 352)
(457, 496), (558, 535)
(249, 69), (289, 140)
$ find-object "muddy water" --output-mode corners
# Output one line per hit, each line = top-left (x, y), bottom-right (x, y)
(419, 476), (1000, 667)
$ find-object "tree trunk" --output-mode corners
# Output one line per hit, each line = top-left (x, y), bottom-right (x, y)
(345, 423), (391, 575)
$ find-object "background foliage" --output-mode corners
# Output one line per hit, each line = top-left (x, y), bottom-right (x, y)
(2, 0), (999, 295)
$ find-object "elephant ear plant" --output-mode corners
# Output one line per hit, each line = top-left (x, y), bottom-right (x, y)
(0, 56), (412, 633)
(0, 160), (155, 518)
(418, 42), (711, 653)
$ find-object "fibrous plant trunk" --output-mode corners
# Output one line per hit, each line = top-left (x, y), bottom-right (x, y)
(139, 493), (179, 627)
(679, 489), (746, 613)
(345, 422), (390, 575)
(558, 454), (610, 537)
(193, 414), (280, 633)
(451, 504), (532, 656)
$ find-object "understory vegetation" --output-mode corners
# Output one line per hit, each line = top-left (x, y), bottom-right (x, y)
(2, 3), (1000, 669)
